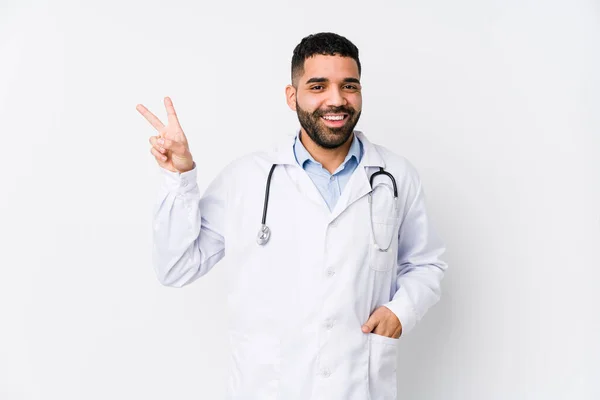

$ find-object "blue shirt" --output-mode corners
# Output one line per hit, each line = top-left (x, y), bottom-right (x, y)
(293, 131), (364, 211)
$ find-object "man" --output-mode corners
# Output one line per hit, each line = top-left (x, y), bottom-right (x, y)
(137, 32), (447, 400)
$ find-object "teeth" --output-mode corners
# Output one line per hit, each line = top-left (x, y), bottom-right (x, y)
(322, 115), (345, 121)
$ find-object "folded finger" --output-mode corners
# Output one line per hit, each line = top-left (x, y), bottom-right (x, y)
(149, 136), (166, 153)
(159, 137), (185, 155)
(150, 147), (168, 163)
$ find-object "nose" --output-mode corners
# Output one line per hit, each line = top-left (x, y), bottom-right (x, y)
(325, 87), (347, 108)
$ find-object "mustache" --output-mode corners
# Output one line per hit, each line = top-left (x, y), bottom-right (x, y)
(314, 107), (355, 117)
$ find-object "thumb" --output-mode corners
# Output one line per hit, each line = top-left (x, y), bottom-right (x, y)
(161, 137), (188, 156)
(361, 316), (379, 333)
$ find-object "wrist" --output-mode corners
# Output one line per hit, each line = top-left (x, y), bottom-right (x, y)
(177, 161), (195, 174)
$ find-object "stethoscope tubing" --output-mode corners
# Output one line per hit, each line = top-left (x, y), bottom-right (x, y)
(262, 164), (278, 225)
(257, 164), (398, 249)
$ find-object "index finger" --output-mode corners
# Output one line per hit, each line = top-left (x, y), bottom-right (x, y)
(136, 104), (166, 132)
(164, 96), (182, 130)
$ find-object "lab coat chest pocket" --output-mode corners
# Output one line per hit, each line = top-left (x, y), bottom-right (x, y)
(368, 333), (398, 400)
(368, 214), (400, 272)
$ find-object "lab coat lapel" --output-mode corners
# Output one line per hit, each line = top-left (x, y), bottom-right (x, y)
(271, 132), (330, 211)
(329, 131), (386, 222)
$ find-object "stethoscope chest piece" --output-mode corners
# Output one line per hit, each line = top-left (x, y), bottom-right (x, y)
(257, 224), (271, 245)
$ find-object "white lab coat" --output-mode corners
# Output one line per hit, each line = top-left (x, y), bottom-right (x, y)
(152, 130), (447, 400)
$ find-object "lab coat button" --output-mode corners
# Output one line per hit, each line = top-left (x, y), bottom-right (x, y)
(325, 320), (334, 330)
(326, 269), (335, 277)
(181, 180), (188, 187)
(321, 368), (331, 377)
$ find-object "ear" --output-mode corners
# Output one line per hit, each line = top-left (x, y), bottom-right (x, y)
(285, 84), (297, 111)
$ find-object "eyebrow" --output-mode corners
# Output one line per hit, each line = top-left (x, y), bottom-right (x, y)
(305, 77), (361, 85)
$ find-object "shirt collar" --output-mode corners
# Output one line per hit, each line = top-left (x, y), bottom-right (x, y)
(293, 130), (363, 170)
(270, 129), (384, 168)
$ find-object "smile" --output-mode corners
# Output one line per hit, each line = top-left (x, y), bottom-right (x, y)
(321, 114), (348, 121)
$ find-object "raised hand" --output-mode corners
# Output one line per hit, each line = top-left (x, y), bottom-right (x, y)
(137, 96), (195, 173)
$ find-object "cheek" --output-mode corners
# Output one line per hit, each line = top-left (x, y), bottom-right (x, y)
(349, 95), (362, 111)
(298, 95), (322, 113)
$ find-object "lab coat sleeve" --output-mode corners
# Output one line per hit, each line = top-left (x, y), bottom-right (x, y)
(152, 161), (228, 287)
(382, 179), (448, 336)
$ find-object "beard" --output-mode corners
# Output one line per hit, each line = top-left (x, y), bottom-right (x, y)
(296, 102), (361, 149)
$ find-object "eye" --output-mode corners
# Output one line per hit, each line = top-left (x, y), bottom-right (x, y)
(310, 85), (324, 90)
(344, 85), (359, 90)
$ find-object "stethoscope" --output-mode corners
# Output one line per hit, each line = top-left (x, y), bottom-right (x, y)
(257, 164), (399, 251)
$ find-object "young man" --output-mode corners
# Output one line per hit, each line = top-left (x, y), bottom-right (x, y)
(137, 32), (447, 400)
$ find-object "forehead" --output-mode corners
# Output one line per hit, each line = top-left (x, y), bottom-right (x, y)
(301, 54), (360, 83)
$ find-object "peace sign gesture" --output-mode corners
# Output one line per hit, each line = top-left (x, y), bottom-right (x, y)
(137, 96), (195, 173)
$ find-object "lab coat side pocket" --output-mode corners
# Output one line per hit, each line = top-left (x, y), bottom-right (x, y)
(228, 330), (281, 399)
(368, 215), (400, 272)
(367, 333), (398, 400)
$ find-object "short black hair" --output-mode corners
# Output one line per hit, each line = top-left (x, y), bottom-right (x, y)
(291, 32), (361, 86)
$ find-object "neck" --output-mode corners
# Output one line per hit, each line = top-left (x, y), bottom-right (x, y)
(299, 128), (354, 174)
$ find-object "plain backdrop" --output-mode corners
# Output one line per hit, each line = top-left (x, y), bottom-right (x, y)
(1, 0), (599, 399)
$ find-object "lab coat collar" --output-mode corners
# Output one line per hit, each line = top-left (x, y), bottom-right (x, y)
(270, 129), (386, 221)
(272, 129), (385, 169)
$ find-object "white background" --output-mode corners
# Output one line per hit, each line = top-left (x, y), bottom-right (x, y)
(1, 0), (599, 399)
